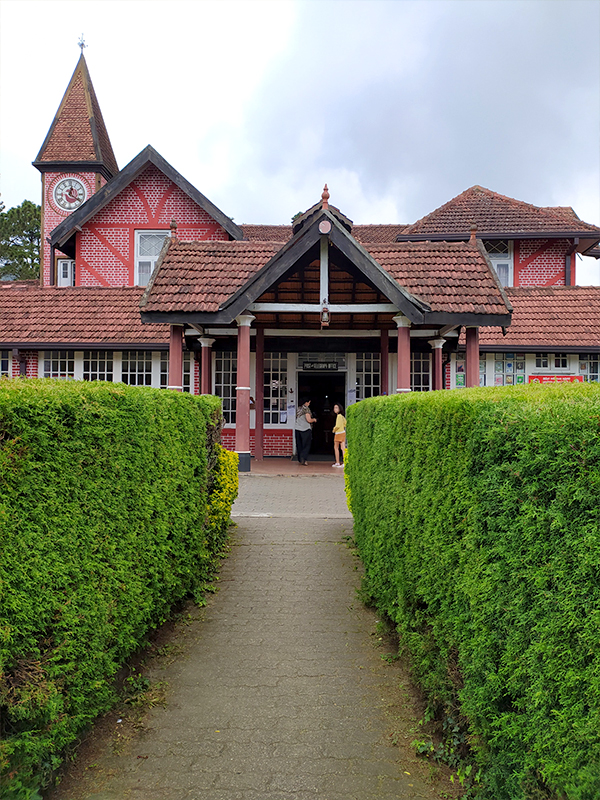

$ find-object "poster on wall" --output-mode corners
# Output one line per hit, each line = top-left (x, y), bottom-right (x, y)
(528, 375), (584, 384)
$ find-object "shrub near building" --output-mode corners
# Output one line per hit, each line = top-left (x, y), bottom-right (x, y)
(346, 384), (600, 800)
(0, 380), (237, 798)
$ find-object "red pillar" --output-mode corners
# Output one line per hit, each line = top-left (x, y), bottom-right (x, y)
(393, 314), (411, 393)
(254, 327), (265, 461)
(380, 329), (389, 395)
(465, 327), (480, 388)
(429, 338), (445, 391)
(168, 325), (183, 391)
(200, 337), (215, 395)
(235, 314), (255, 472)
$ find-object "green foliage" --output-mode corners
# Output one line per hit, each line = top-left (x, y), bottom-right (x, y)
(0, 201), (41, 280)
(0, 380), (237, 797)
(346, 384), (600, 800)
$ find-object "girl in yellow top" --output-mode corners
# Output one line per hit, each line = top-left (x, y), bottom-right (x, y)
(332, 403), (346, 468)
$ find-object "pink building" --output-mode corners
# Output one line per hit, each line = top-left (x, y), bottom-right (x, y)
(1, 55), (599, 469)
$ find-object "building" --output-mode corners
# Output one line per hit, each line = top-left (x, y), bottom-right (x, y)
(2, 54), (599, 469)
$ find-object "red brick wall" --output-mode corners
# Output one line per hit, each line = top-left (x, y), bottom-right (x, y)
(76, 165), (229, 287)
(11, 351), (39, 378)
(514, 239), (569, 287)
(42, 171), (99, 285)
(220, 428), (294, 457)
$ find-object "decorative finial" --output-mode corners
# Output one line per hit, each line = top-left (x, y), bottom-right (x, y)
(170, 219), (178, 239)
(78, 34), (87, 54)
(321, 184), (330, 210)
(469, 223), (477, 243)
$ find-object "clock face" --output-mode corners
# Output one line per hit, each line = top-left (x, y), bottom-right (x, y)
(53, 178), (86, 211)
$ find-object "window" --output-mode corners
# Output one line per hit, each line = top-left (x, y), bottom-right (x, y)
(215, 352), (237, 424)
(83, 351), (113, 381)
(57, 259), (75, 287)
(43, 350), (74, 379)
(483, 240), (513, 287)
(1, 350), (10, 377)
(122, 350), (152, 385)
(479, 353), (487, 387)
(263, 353), (288, 424)
(536, 352), (568, 370)
(579, 354), (599, 382)
(411, 352), (430, 391)
(160, 351), (193, 392)
(356, 353), (380, 399)
(135, 231), (168, 286)
(493, 353), (526, 386)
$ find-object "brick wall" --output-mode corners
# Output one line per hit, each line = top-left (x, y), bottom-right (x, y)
(42, 172), (98, 285)
(515, 239), (569, 287)
(11, 351), (39, 378)
(77, 165), (229, 287)
(220, 428), (294, 458)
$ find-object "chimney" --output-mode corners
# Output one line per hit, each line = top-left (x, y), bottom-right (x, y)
(469, 224), (477, 244)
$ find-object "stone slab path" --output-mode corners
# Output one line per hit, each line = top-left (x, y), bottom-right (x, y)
(47, 475), (450, 800)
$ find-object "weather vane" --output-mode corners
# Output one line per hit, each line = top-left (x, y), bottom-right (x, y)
(78, 34), (87, 53)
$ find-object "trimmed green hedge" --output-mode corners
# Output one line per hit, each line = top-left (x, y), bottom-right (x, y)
(346, 384), (600, 800)
(0, 380), (238, 798)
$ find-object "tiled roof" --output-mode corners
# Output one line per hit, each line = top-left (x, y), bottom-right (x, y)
(143, 237), (508, 318)
(476, 287), (600, 349)
(141, 240), (281, 313)
(242, 225), (292, 242)
(0, 284), (168, 346)
(364, 241), (509, 316)
(402, 186), (600, 237)
(34, 55), (118, 176)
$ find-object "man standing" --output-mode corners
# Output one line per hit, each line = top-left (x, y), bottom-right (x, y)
(295, 399), (317, 465)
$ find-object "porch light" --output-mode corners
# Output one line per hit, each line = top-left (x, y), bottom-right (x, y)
(321, 305), (330, 327)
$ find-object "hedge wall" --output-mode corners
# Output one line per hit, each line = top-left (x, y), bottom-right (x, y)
(346, 384), (600, 800)
(0, 380), (238, 798)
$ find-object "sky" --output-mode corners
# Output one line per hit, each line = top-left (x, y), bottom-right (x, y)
(1, 0), (599, 281)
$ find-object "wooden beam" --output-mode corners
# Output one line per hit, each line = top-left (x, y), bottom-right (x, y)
(248, 302), (400, 313)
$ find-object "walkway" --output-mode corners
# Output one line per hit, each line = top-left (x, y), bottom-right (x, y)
(47, 466), (450, 800)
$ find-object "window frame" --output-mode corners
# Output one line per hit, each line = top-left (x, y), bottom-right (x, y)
(57, 258), (76, 287)
(483, 240), (513, 287)
(135, 230), (169, 287)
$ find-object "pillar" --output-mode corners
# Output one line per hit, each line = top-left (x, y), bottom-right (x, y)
(168, 325), (183, 391)
(235, 313), (255, 472)
(254, 327), (265, 461)
(465, 327), (480, 388)
(393, 314), (411, 393)
(199, 337), (215, 395)
(428, 338), (445, 391)
(380, 329), (389, 395)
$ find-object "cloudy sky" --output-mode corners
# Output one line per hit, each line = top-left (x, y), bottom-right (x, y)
(1, 0), (599, 280)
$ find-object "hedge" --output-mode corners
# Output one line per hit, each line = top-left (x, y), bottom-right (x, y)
(346, 383), (600, 800)
(0, 379), (238, 798)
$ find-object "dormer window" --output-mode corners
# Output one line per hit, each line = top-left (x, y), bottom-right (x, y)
(57, 259), (75, 287)
(483, 240), (513, 287)
(135, 231), (168, 286)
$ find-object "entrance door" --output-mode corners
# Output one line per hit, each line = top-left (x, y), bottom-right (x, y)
(297, 372), (346, 455)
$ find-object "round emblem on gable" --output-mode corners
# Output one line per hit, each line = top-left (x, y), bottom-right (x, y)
(53, 178), (86, 211)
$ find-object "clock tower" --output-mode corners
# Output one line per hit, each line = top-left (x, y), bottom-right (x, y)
(33, 53), (118, 286)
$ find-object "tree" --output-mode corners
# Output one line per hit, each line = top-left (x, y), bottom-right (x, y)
(0, 199), (41, 280)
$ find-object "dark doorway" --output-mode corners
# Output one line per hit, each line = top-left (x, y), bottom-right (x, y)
(297, 372), (346, 455)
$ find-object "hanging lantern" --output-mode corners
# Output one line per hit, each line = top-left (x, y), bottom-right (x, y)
(321, 305), (330, 327)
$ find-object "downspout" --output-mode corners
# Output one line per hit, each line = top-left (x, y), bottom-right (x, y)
(565, 238), (579, 286)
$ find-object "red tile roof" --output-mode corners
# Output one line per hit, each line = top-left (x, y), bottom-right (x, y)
(0, 284), (167, 346)
(476, 287), (600, 349)
(402, 186), (600, 238)
(242, 225), (292, 242)
(364, 241), (509, 316)
(34, 55), (118, 176)
(141, 240), (281, 313)
(143, 237), (508, 318)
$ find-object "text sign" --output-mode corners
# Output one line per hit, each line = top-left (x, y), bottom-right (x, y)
(303, 361), (338, 371)
(528, 375), (584, 384)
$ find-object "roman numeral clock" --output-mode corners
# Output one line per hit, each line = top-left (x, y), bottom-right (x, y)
(53, 177), (86, 211)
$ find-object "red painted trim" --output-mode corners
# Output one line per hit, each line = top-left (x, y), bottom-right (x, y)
(513, 239), (520, 286)
(254, 328), (265, 460)
(78, 256), (111, 287)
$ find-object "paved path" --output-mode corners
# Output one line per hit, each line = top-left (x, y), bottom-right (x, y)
(47, 475), (446, 800)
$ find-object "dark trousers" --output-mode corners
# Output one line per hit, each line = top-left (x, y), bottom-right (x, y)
(295, 429), (312, 463)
